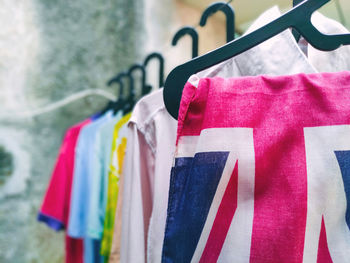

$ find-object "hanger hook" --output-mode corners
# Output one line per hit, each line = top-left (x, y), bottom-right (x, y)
(144, 52), (165, 88)
(107, 74), (125, 98)
(128, 64), (151, 97)
(115, 71), (133, 103)
(200, 2), (235, 42)
(172, 26), (199, 58)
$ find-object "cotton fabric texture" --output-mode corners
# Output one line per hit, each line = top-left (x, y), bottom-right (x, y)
(87, 111), (123, 240)
(101, 113), (131, 259)
(68, 111), (116, 263)
(119, 90), (178, 263)
(117, 6), (350, 263)
(38, 119), (90, 263)
(162, 72), (350, 262)
(117, 7), (350, 263)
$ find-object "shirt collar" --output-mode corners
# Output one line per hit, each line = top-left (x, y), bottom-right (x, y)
(244, 6), (350, 74)
(233, 6), (318, 76)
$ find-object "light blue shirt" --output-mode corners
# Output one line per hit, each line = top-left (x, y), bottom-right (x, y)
(68, 111), (114, 263)
(86, 110), (122, 239)
(68, 111), (113, 237)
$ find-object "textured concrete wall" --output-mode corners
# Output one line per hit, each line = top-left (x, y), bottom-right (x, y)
(0, 0), (146, 262)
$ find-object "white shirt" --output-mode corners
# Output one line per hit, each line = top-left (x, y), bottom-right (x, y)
(121, 90), (177, 263)
(120, 6), (350, 263)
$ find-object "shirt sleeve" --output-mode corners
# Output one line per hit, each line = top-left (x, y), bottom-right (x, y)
(38, 131), (70, 231)
(120, 123), (155, 263)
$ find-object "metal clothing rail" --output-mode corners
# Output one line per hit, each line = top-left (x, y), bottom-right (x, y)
(0, 89), (117, 119)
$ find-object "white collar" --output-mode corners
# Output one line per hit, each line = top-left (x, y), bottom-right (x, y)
(233, 6), (318, 76)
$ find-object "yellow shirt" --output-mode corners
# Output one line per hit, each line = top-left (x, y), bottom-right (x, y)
(100, 113), (131, 259)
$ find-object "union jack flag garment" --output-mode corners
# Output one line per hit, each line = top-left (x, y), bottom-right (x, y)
(162, 72), (350, 263)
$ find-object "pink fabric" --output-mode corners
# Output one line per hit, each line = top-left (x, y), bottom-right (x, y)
(317, 216), (332, 263)
(174, 72), (350, 262)
(39, 119), (91, 263)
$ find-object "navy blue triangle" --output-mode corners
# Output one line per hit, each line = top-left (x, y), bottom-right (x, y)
(162, 151), (230, 263)
(334, 150), (350, 230)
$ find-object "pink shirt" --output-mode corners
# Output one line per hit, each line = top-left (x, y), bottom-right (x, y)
(38, 118), (91, 263)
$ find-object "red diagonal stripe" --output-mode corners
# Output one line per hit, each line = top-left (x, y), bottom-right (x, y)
(199, 161), (239, 263)
(317, 216), (333, 263)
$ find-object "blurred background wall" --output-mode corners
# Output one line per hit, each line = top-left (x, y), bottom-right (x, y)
(0, 0), (146, 262)
(0, 0), (348, 262)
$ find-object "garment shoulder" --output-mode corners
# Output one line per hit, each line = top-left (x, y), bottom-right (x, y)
(130, 89), (165, 127)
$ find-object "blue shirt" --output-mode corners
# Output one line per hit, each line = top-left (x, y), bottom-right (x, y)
(68, 111), (114, 263)
(86, 110), (122, 239)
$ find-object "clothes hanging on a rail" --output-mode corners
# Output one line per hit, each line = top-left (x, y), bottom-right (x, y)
(119, 89), (177, 263)
(101, 113), (131, 260)
(86, 111), (123, 241)
(38, 118), (91, 263)
(39, 105), (133, 263)
(68, 111), (112, 239)
(38, 3), (350, 263)
(162, 71), (350, 262)
(68, 111), (120, 263)
(117, 6), (350, 263)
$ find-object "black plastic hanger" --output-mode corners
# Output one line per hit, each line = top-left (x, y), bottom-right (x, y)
(100, 75), (124, 115)
(113, 71), (134, 115)
(172, 26), (199, 58)
(107, 75), (126, 114)
(164, 0), (350, 119)
(144, 52), (165, 88)
(107, 75), (124, 98)
(128, 64), (152, 97)
(292, 0), (304, 42)
(200, 2), (235, 42)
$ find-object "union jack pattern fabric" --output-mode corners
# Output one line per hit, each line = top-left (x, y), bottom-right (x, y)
(162, 72), (350, 263)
